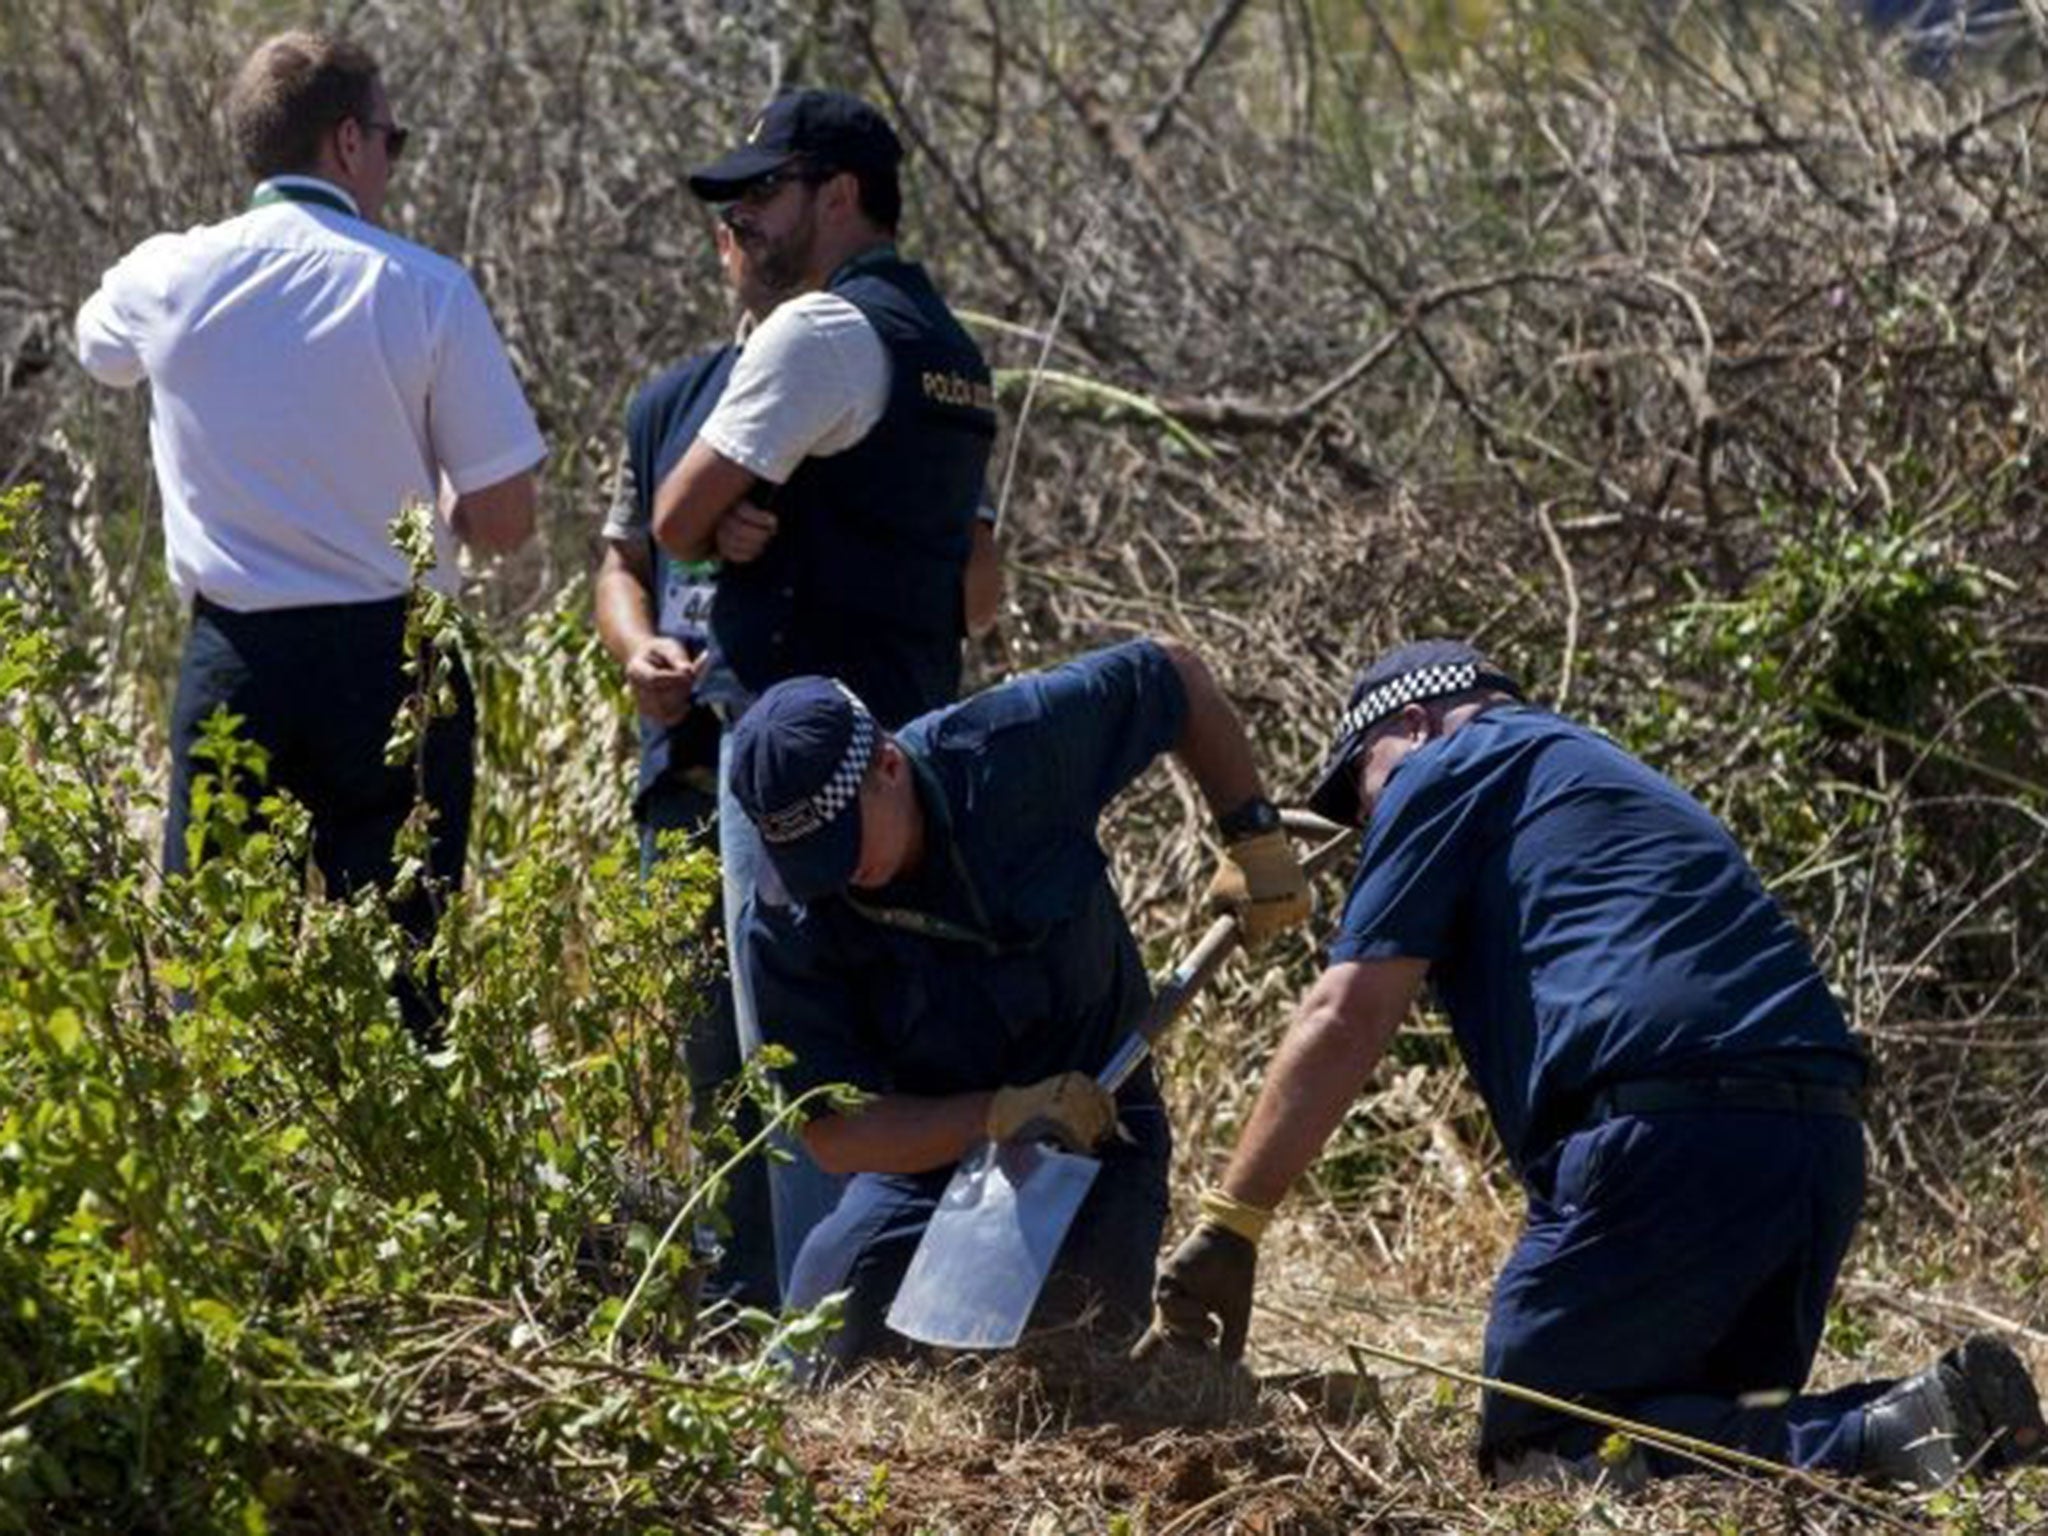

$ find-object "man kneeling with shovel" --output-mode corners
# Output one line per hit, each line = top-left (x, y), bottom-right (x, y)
(724, 638), (1309, 1370)
(1141, 639), (2046, 1490)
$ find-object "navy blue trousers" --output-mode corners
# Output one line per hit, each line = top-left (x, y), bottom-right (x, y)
(1481, 1109), (1891, 1477)
(165, 595), (473, 1044)
(637, 771), (777, 1310)
(784, 1075), (1171, 1369)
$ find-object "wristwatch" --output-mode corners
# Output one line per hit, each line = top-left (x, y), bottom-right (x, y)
(1217, 795), (1281, 842)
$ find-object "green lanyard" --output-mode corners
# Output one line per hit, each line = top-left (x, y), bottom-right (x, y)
(845, 752), (1010, 955)
(846, 895), (997, 951)
(249, 180), (356, 218)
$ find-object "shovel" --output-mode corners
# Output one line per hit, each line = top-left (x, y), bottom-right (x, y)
(885, 811), (1354, 1350)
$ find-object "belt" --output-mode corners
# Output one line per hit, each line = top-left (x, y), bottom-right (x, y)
(1585, 1076), (1863, 1124)
(193, 591), (409, 623)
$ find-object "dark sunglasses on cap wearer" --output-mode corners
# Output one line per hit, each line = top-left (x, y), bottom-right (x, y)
(717, 163), (836, 221)
(362, 117), (410, 162)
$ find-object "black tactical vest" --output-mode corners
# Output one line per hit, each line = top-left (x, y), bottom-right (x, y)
(711, 249), (996, 728)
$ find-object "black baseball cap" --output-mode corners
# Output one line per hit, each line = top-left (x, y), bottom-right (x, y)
(1305, 640), (1523, 826)
(727, 676), (879, 903)
(688, 89), (903, 202)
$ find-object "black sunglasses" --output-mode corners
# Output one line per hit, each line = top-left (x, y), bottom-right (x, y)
(362, 118), (410, 162)
(724, 163), (838, 210)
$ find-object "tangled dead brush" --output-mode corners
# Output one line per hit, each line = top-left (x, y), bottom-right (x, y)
(5, 1), (2048, 1528)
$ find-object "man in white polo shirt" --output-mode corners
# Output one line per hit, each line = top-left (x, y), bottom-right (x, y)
(75, 29), (545, 1043)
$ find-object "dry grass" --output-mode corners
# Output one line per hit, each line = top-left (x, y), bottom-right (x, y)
(764, 1200), (2048, 1532)
(6, 0), (2048, 1527)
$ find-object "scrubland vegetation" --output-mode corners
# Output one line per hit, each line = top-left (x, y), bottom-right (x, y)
(3, 1), (2046, 1529)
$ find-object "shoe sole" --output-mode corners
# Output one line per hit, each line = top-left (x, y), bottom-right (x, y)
(1957, 1336), (2048, 1474)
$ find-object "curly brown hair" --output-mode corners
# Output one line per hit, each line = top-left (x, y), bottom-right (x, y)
(225, 30), (381, 180)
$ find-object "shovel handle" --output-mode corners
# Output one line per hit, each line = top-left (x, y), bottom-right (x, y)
(1096, 810), (1356, 1094)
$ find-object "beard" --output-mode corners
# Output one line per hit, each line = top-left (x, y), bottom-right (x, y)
(742, 208), (817, 295)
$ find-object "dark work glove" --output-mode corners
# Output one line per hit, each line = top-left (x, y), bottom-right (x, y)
(1134, 1221), (1259, 1363)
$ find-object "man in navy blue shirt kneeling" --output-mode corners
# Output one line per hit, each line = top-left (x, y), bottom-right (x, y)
(723, 638), (1311, 1369)
(1142, 640), (2045, 1491)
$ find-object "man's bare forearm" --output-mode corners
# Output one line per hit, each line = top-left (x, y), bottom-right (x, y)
(1157, 639), (1264, 818)
(594, 543), (658, 666)
(652, 439), (755, 561)
(802, 1090), (997, 1177)
(1221, 959), (1426, 1210)
(963, 520), (1002, 638)
(451, 469), (538, 554)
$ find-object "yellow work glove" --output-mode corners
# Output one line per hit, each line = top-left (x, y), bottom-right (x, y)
(986, 1071), (1116, 1153)
(1134, 1187), (1275, 1362)
(1205, 827), (1311, 945)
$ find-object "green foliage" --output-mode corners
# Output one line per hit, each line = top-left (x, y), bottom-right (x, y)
(1595, 1431), (1635, 1468)
(1627, 502), (2030, 863)
(1615, 499), (2048, 1133)
(1823, 1301), (1876, 1363)
(0, 484), (822, 1532)
(1673, 506), (2002, 741)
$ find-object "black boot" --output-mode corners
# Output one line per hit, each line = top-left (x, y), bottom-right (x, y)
(1860, 1334), (2046, 1489)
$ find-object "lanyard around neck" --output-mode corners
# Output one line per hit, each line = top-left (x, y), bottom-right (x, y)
(250, 180), (357, 218)
(845, 751), (1007, 953)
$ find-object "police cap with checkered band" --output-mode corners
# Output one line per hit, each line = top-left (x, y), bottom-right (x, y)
(728, 675), (880, 902)
(1305, 640), (1524, 827)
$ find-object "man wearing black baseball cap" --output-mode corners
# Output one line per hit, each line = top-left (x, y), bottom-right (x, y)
(721, 637), (1310, 1369)
(683, 90), (907, 209)
(1142, 639), (2044, 1491)
(644, 87), (1001, 1297)
(652, 85), (993, 729)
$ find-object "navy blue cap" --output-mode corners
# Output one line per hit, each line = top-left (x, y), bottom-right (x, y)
(688, 89), (904, 202)
(1305, 640), (1523, 826)
(727, 676), (879, 903)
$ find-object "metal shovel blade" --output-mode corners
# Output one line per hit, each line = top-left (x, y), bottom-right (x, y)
(885, 815), (1357, 1353)
(885, 1137), (1103, 1349)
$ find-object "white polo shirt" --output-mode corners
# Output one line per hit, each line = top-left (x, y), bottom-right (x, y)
(76, 177), (545, 610)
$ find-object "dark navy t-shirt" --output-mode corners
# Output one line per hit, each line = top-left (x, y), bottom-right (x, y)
(619, 344), (745, 800)
(745, 640), (1188, 1109)
(1329, 706), (1864, 1170)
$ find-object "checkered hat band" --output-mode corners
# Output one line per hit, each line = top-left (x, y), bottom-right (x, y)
(1335, 662), (1482, 743)
(756, 688), (876, 845)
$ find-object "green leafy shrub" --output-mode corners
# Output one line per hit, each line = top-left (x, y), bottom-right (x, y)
(0, 484), (825, 1532)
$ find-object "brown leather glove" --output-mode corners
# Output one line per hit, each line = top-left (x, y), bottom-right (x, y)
(1204, 827), (1311, 945)
(1134, 1188), (1273, 1363)
(986, 1071), (1116, 1153)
